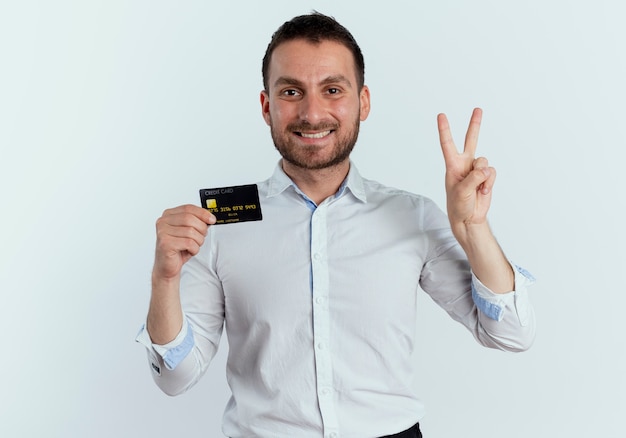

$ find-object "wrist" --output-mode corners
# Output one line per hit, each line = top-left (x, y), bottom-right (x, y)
(451, 222), (514, 293)
(451, 221), (492, 251)
(152, 271), (181, 287)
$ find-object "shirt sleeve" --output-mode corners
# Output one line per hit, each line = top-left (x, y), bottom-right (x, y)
(135, 317), (195, 371)
(471, 262), (535, 325)
(419, 199), (536, 352)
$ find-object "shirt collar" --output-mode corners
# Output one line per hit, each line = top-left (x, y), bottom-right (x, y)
(266, 160), (367, 203)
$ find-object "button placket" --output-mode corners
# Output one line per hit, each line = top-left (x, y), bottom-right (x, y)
(310, 203), (339, 435)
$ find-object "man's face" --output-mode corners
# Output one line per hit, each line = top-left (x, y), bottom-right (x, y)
(261, 39), (370, 170)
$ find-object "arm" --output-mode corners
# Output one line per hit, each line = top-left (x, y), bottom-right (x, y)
(147, 205), (216, 343)
(136, 205), (223, 395)
(437, 108), (513, 293)
(434, 108), (535, 350)
(419, 199), (535, 352)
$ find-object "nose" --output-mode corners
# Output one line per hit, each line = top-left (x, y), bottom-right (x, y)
(298, 93), (325, 123)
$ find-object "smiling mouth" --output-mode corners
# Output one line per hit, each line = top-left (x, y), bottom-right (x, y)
(296, 130), (333, 139)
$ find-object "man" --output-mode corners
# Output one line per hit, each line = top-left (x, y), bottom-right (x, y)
(136, 12), (535, 438)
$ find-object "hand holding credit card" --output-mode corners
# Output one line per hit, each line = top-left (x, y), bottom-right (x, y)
(199, 184), (263, 225)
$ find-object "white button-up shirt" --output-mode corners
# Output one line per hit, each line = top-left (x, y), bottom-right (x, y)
(136, 162), (535, 438)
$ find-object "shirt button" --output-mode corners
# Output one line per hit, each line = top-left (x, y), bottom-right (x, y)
(315, 296), (325, 304)
(327, 433), (338, 438)
(313, 253), (321, 260)
(317, 342), (326, 350)
(321, 387), (331, 396)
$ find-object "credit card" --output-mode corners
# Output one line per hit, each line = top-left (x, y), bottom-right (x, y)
(199, 184), (262, 225)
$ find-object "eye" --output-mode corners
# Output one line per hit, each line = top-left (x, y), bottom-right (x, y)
(281, 89), (301, 97)
(327, 88), (340, 95)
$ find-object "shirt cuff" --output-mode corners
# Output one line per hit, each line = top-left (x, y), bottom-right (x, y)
(471, 262), (535, 323)
(135, 318), (195, 371)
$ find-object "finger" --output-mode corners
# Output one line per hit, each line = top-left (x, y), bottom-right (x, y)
(155, 230), (206, 266)
(479, 166), (497, 195)
(471, 157), (495, 194)
(162, 206), (216, 229)
(158, 216), (210, 242)
(456, 165), (492, 196)
(159, 222), (208, 244)
(437, 112), (458, 166)
(472, 156), (489, 170)
(163, 204), (216, 225)
(463, 107), (482, 157)
(156, 233), (203, 258)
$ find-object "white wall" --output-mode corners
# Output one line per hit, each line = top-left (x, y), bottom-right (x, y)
(1, 1), (624, 436)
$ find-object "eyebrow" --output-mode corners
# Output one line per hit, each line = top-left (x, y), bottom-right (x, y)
(273, 75), (353, 89)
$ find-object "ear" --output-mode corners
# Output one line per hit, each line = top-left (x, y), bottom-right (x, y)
(359, 85), (371, 121)
(260, 90), (271, 126)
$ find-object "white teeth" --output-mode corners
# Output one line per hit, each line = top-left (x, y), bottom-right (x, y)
(300, 130), (331, 139)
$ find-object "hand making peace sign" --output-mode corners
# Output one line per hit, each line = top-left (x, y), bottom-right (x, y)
(437, 108), (496, 235)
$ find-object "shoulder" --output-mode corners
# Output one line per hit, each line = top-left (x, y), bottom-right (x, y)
(360, 177), (449, 229)
(361, 177), (436, 207)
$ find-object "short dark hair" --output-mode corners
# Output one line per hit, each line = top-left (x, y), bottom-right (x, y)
(262, 12), (365, 91)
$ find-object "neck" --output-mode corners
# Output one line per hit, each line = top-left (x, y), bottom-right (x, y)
(281, 159), (350, 205)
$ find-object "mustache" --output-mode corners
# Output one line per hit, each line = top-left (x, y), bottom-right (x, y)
(286, 121), (339, 132)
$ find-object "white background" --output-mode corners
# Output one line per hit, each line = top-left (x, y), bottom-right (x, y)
(1, 1), (625, 437)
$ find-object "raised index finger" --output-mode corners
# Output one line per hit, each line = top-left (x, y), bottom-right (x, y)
(463, 107), (483, 157)
(437, 112), (458, 166)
